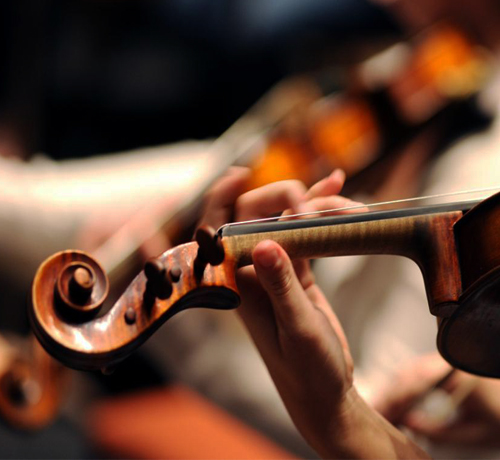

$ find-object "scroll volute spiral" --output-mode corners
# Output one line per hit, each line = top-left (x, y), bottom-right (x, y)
(54, 255), (108, 315)
(30, 242), (240, 371)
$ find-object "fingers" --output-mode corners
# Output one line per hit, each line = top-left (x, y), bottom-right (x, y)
(139, 232), (172, 261)
(280, 169), (365, 217)
(305, 168), (346, 200)
(250, 239), (353, 396)
(291, 259), (315, 289)
(236, 266), (282, 356)
(299, 196), (365, 215)
(404, 410), (488, 445)
(199, 167), (251, 229)
(403, 410), (458, 440)
(201, 167), (356, 231)
(252, 240), (314, 338)
(373, 352), (452, 423)
(235, 180), (307, 221)
(237, 246), (317, 355)
(406, 417), (493, 446)
(303, 168), (367, 215)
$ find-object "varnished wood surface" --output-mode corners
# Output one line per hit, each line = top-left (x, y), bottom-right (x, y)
(29, 191), (500, 377)
(30, 245), (239, 370)
(0, 340), (67, 430)
(223, 211), (463, 316)
(30, 210), (465, 371)
(455, 192), (500, 290)
(438, 192), (500, 377)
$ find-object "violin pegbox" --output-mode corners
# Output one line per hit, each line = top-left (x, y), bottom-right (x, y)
(142, 225), (226, 306)
(30, 241), (240, 371)
(193, 225), (225, 275)
(142, 236), (236, 316)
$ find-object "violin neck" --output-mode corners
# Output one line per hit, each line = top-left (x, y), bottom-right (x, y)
(222, 208), (466, 317)
(221, 199), (478, 238)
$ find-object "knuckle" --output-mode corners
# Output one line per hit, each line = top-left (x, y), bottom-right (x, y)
(288, 179), (307, 191)
(269, 268), (294, 299)
(234, 194), (252, 220)
(283, 180), (306, 200)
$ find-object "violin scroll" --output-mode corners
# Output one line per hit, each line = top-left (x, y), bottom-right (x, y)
(30, 244), (240, 371)
(54, 255), (109, 316)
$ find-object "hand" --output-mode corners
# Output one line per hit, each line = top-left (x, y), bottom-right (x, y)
(200, 169), (429, 459)
(374, 352), (500, 448)
(198, 166), (357, 228)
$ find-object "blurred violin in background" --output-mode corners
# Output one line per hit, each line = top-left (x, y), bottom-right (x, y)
(58, 21), (495, 316)
(0, 335), (67, 430)
(248, 22), (492, 195)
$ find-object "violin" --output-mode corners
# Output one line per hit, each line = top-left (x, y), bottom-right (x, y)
(86, 22), (492, 298)
(248, 22), (491, 192)
(29, 190), (500, 378)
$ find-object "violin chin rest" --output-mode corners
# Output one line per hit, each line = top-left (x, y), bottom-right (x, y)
(438, 268), (500, 378)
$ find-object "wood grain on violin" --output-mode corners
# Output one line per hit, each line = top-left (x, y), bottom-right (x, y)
(30, 192), (500, 378)
(31, 245), (239, 371)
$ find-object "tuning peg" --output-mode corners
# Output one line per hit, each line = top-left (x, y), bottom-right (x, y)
(1, 363), (31, 406)
(144, 258), (172, 300)
(194, 225), (224, 275)
(68, 266), (95, 303)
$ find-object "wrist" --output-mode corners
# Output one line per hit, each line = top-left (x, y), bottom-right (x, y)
(318, 386), (430, 459)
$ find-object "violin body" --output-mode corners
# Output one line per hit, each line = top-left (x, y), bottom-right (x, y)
(29, 192), (500, 378)
(438, 194), (500, 377)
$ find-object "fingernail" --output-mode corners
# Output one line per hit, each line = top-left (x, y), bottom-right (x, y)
(256, 246), (279, 268)
(332, 168), (346, 180)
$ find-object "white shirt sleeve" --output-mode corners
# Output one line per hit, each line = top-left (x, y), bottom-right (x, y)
(0, 141), (212, 284)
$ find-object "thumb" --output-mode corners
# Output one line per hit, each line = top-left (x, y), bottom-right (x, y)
(252, 240), (313, 333)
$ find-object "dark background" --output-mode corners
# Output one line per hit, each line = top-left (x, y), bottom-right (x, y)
(0, 0), (399, 160)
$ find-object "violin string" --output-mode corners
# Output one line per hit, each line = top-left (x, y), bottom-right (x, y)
(220, 185), (500, 230)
